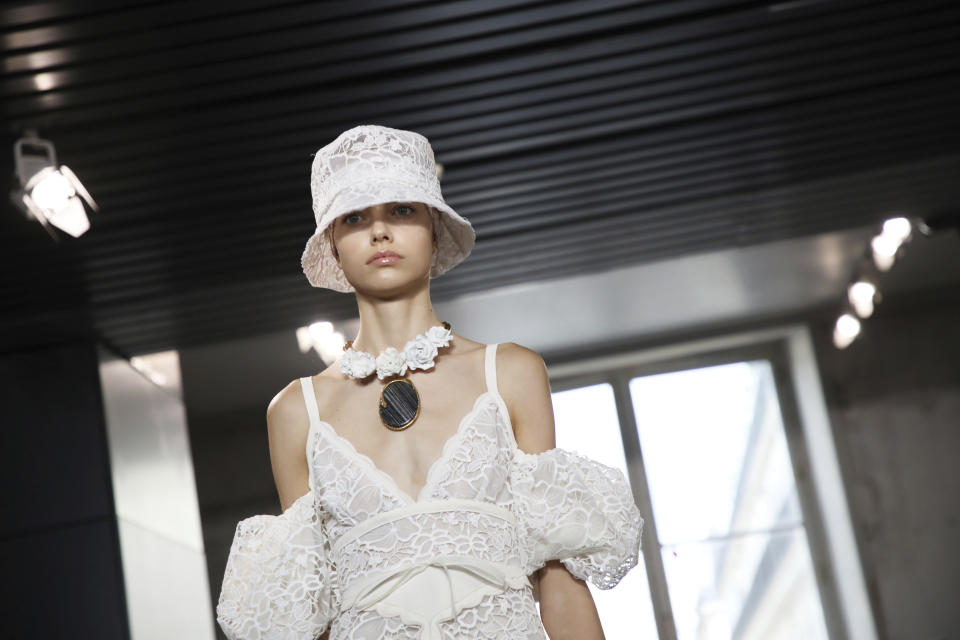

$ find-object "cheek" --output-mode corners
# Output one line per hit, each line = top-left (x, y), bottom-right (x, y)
(339, 237), (365, 263)
(412, 230), (436, 258)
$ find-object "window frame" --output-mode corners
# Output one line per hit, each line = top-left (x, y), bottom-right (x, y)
(544, 323), (877, 640)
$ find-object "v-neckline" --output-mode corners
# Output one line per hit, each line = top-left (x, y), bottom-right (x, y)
(313, 388), (496, 505)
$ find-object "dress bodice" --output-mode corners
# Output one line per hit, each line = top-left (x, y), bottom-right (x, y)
(305, 342), (519, 538)
(217, 343), (644, 640)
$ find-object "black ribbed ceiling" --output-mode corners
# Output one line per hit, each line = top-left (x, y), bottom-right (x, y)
(2, 0), (958, 356)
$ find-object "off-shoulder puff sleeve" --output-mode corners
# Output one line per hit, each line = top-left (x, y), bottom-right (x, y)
(216, 490), (337, 640)
(510, 448), (644, 590)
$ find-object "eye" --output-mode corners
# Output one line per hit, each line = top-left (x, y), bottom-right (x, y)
(394, 204), (415, 216)
(343, 212), (362, 225)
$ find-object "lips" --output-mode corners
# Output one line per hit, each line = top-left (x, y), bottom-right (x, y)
(368, 250), (402, 264)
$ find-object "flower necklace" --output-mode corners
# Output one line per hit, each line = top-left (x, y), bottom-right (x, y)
(339, 321), (452, 431)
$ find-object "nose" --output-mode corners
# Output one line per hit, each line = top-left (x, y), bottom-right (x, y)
(370, 217), (391, 242)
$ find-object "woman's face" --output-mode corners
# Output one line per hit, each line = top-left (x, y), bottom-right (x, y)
(329, 201), (437, 293)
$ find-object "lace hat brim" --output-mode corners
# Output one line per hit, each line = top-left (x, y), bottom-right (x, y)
(301, 179), (475, 293)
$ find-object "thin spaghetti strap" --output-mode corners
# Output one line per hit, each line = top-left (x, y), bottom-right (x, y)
(483, 342), (517, 443)
(298, 377), (320, 492)
(484, 343), (500, 397)
(299, 376), (321, 425)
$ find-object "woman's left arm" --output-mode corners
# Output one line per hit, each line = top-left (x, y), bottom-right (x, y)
(500, 342), (606, 640)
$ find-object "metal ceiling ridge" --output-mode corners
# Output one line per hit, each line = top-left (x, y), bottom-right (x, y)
(0, 0), (697, 92)
(50, 132), (946, 268)
(0, 0), (432, 53)
(56, 158), (953, 302)
(90, 206), (882, 346)
(2, 0), (869, 122)
(43, 37), (949, 189)
(13, 0), (899, 140)
(65, 110), (950, 224)
(10, 114), (950, 267)
(50, 14), (949, 171)
(2, 0), (887, 91)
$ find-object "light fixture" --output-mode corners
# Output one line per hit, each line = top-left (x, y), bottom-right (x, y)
(870, 234), (898, 271)
(832, 213), (941, 349)
(296, 321), (346, 365)
(847, 278), (878, 318)
(881, 216), (912, 244)
(11, 129), (98, 240)
(870, 215), (914, 271)
(833, 312), (861, 349)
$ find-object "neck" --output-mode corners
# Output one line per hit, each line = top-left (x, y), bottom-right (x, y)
(350, 284), (443, 354)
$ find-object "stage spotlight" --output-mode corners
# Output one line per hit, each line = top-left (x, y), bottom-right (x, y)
(870, 216), (914, 271)
(296, 321), (346, 365)
(881, 216), (912, 244)
(11, 129), (98, 239)
(870, 234), (898, 272)
(833, 312), (861, 349)
(847, 279), (877, 318)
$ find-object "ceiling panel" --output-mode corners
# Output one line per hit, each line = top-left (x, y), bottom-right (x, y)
(1, 0), (957, 356)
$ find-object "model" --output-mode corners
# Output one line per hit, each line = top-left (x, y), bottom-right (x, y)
(216, 124), (644, 640)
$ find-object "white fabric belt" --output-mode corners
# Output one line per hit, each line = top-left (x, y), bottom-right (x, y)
(334, 500), (530, 639)
(341, 553), (531, 640)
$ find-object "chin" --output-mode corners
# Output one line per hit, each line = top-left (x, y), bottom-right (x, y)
(355, 271), (430, 294)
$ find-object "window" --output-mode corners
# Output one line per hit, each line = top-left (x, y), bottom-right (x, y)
(542, 327), (872, 639)
(550, 383), (658, 639)
(630, 361), (829, 639)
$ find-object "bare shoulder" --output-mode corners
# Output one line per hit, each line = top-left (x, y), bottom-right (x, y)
(265, 377), (316, 511)
(266, 378), (309, 434)
(496, 342), (556, 454)
(267, 368), (338, 429)
(496, 341), (547, 384)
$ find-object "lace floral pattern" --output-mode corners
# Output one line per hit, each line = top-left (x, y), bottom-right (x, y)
(309, 416), (408, 540)
(334, 510), (519, 580)
(510, 447), (644, 589)
(216, 491), (337, 640)
(423, 397), (514, 504)
(330, 588), (546, 640)
(217, 344), (644, 639)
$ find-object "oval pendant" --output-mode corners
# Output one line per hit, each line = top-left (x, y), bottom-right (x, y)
(379, 377), (420, 431)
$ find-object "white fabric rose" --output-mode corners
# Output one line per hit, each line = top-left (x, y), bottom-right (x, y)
(404, 335), (439, 371)
(338, 324), (451, 380)
(426, 324), (452, 347)
(340, 349), (376, 378)
(376, 347), (408, 380)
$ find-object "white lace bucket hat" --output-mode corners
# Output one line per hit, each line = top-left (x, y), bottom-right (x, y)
(300, 124), (476, 292)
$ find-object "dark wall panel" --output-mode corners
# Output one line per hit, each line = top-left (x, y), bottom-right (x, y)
(0, 340), (129, 639)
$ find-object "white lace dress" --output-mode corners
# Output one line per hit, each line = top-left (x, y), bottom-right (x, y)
(217, 343), (644, 640)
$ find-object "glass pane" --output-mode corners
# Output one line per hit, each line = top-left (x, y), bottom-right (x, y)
(551, 383), (629, 472)
(661, 528), (828, 640)
(629, 361), (829, 640)
(551, 384), (658, 639)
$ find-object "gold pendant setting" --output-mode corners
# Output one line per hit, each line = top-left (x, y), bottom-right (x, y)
(379, 376), (420, 431)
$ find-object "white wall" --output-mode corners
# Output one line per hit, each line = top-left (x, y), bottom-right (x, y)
(99, 348), (216, 640)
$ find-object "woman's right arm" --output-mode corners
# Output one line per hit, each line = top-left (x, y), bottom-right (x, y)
(265, 381), (333, 639)
(266, 380), (312, 513)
